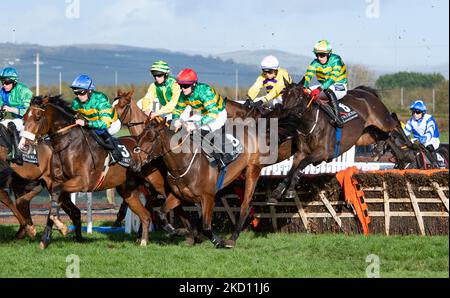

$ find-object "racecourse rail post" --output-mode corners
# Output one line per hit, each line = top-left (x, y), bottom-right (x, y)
(87, 192), (93, 234)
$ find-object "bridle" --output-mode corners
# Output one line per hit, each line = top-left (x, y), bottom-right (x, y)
(116, 97), (145, 128)
(24, 104), (79, 143)
(138, 124), (198, 178)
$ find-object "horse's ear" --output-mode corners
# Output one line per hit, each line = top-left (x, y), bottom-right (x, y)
(42, 96), (50, 105)
(144, 114), (152, 126)
(283, 77), (292, 88)
(297, 76), (306, 88)
(117, 89), (123, 96)
(129, 89), (135, 97)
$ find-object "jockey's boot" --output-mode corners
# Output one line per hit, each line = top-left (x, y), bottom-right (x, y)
(426, 145), (440, 168)
(101, 132), (123, 163)
(7, 122), (23, 165)
(200, 129), (228, 170)
(324, 89), (344, 128)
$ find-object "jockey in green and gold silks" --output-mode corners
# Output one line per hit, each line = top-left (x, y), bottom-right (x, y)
(172, 68), (236, 169)
(172, 69), (225, 131)
(303, 40), (348, 127)
(72, 91), (118, 131)
(0, 67), (33, 164)
(140, 60), (181, 120)
(70, 74), (123, 163)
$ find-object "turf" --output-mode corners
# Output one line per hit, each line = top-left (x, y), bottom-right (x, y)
(0, 223), (448, 278)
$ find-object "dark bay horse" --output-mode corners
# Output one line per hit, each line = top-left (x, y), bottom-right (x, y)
(20, 95), (154, 248)
(268, 80), (413, 202)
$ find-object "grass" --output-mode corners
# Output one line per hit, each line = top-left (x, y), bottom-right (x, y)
(0, 223), (448, 278)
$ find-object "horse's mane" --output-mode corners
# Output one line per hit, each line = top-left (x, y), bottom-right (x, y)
(31, 95), (76, 116)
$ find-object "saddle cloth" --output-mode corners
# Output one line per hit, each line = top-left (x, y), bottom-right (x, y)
(338, 102), (359, 123)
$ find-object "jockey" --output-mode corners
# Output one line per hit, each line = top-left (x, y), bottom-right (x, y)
(172, 68), (233, 168)
(140, 60), (181, 120)
(404, 99), (440, 158)
(247, 55), (292, 108)
(303, 40), (348, 127)
(70, 75), (123, 163)
(0, 67), (33, 165)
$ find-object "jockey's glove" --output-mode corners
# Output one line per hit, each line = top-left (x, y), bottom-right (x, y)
(310, 88), (322, 100)
(419, 136), (427, 144)
(251, 100), (264, 108)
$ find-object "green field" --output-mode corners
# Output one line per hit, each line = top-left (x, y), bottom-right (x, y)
(0, 223), (448, 278)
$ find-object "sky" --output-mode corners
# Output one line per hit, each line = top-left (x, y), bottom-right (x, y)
(2, 0), (449, 67)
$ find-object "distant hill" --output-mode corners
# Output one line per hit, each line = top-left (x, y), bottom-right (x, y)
(0, 43), (447, 89)
(218, 49), (449, 79)
(0, 43), (260, 88)
(215, 49), (312, 76)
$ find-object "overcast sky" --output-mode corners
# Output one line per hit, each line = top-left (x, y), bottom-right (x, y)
(2, 0), (449, 67)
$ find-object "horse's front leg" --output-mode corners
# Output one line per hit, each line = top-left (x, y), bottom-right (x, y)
(269, 152), (305, 204)
(200, 194), (225, 249)
(117, 183), (151, 246)
(58, 191), (82, 241)
(39, 193), (61, 250)
(225, 166), (261, 248)
(284, 156), (318, 197)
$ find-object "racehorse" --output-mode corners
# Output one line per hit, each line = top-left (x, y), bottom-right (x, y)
(135, 102), (301, 249)
(0, 124), (79, 240)
(266, 79), (415, 202)
(113, 90), (202, 244)
(20, 95), (153, 248)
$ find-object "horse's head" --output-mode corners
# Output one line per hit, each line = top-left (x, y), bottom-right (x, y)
(20, 95), (74, 153)
(281, 77), (309, 115)
(136, 116), (169, 166)
(113, 89), (134, 119)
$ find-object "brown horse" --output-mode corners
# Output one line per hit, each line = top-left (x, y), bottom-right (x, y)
(20, 95), (154, 248)
(267, 80), (413, 202)
(0, 125), (79, 239)
(112, 90), (203, 243)
(135, 104), (301, 248)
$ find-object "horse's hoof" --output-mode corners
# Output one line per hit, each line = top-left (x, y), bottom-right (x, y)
(284, 189), (297, 199)
(266, 198), (279, 206)
(174, 228), (190, 237)
(185, 237), (195, 246)
(111, 221), (122, 228)
(15, 227), (27, 240)
(215, 241), (226, 249)
(224, 239), (236, 248)
(25, 225), (37, 238)
(58, 224), (69, 236)
(39, 241), (48, 250)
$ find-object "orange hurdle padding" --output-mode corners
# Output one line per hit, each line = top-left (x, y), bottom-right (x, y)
(336, 166), (371, 235)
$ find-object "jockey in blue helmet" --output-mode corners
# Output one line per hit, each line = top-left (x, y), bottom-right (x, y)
(70, 74), (123, 163)
(403, 99), (440, 159)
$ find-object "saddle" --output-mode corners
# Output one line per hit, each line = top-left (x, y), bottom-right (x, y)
(316, 95), (359, 125)
(194, 128), (243, 169)
(91, 131), (132, 168)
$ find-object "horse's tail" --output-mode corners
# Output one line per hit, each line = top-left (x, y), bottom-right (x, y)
(353, 85), (380, 98)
